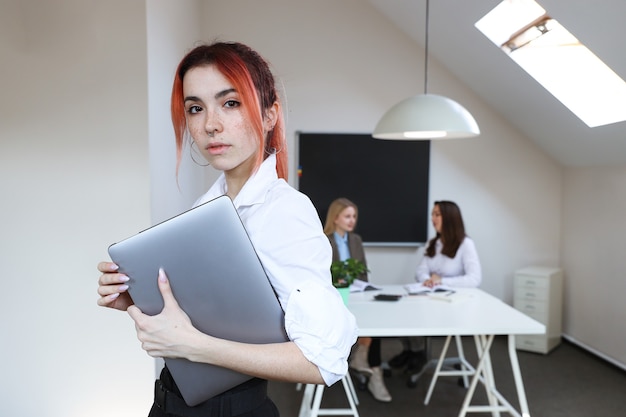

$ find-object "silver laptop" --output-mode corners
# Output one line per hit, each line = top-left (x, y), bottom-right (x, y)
(108, 195), (288, 406)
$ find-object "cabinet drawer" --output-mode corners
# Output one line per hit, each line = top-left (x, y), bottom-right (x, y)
(514, 298), (547, 315)
(516, 335), (548, 353)
(516, 334), (561, 354)
(514, 275), (549, 289)
(514, 286), (549, 302)
(514, 303), (548, 323)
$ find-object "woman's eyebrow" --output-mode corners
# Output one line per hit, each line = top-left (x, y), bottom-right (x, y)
(215, 88), (236, 99)
(184, 95), (201, 103)
(184, 88), (237, 104)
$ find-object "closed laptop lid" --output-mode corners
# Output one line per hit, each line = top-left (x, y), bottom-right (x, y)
(108, 195), (288, 406)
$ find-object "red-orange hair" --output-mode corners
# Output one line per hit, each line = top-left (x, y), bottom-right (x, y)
(171, 42), (287, 179)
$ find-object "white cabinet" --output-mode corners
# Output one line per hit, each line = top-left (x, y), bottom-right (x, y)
(514, 266), (563, 354)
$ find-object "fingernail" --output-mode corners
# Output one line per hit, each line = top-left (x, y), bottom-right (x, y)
(109, 292), (120, 300)
(111, 263), (119, 271)
(119, 285), (129, 291)
(119, 275), (129, 282)
(158, 268), (167, 283)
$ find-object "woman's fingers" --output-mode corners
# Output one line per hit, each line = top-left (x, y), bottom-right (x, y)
(126, 304), (142, 319)
(96, 281), (127, 299)
(97, 291), (120, 306)
(156, 268), (179, 309)
(97, 261), (119, 273)
(97, 272), (129, 292)
(97, 288), (133, 310)
(97, 261), (127, 288)
(97, 261), (133, 310)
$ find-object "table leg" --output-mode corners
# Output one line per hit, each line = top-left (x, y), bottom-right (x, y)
(508, 335), (531, 417)
(477, 335), (501, 417)
(424, 335), (454, 404)
(458, 334), (495, 417)
(455, 335), (470, 388)
(458, 335), (529, 417)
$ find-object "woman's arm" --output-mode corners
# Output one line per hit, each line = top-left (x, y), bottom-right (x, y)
(415, 249), (432, 283)
(127, 269), (325, 384)
(439, 238), (482, 288)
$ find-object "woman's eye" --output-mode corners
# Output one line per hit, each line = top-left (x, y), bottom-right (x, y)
(224, 99), (240, 108)
(187, 105), (202, 114)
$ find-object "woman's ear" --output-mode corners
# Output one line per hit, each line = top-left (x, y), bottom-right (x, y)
(263, 102), (279, 133)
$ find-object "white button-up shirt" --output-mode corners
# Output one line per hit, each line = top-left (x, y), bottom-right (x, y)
(195, 154), (358, 385)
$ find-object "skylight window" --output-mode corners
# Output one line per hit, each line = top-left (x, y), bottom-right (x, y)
(475, 0), (626, 128)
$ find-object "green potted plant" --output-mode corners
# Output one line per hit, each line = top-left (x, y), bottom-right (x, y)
(331, 258), (368, 305)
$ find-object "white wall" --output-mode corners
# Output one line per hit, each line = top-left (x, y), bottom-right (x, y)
(0, 0), (153, 415)
(195, 0), (562, 302)
(562, 167), (626, 368)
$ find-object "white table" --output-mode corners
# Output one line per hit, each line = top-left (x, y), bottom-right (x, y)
(347, 286), (545, 417)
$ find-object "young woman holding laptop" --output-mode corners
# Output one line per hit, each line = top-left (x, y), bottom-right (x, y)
(96, 41), (358, 417)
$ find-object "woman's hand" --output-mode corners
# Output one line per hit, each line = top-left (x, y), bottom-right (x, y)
(127, 268), (199, 359)
(423, 273), (442, 288)
(97, 261), (134, 311)
(125, 269), (325, 383)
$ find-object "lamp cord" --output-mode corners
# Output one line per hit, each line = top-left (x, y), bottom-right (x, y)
(424, 0), (430, 95)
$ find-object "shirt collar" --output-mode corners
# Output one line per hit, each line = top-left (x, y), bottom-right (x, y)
(333, 231), (349, 244)
(194, 154), (279, 209)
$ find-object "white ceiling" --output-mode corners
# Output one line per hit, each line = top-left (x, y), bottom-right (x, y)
(365, 0), (626, 167)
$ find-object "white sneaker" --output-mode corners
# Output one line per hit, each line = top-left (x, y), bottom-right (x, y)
(367, 367), (392, 402)
(349, 344), (373, 375)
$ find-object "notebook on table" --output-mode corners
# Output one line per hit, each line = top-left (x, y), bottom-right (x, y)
(108, 195), (288, 406)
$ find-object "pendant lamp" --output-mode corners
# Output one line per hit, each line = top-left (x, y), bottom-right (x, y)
(373, 0), (480, 140)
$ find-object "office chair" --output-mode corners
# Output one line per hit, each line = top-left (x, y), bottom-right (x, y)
(406, 335), (474, 405)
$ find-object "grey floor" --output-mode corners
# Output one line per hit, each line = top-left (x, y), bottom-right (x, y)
(268, 337), (626, 416)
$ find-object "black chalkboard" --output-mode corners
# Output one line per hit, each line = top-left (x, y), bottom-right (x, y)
(296, 132), (430, 246)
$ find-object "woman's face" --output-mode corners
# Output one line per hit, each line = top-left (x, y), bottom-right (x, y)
(431, 204), (443, 234)
(334, 206), (357, 234)
(182, 65), (259, 177)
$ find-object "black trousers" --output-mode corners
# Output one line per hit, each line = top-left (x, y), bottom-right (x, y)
(148, 367), (279, 417)
(367, 338), (383, 367)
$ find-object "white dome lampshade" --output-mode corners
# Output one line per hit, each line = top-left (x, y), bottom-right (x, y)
(372, 93), (480, 140)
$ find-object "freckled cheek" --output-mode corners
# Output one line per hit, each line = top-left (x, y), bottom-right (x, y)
(235, 119), (258, 139)
(187, 123), (204, 141)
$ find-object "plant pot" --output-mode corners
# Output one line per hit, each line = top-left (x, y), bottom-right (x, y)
(336, 286), (350, 305)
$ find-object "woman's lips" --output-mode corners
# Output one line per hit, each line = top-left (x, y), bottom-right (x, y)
(207, 143), (230, 155)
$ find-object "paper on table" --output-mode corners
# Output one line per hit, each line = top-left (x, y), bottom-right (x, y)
(404, 282), (455, 295)
(427, 290), (473, 303)
(350, 279), (382, 293)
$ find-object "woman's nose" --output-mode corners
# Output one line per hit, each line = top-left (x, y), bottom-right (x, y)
(204, 109), (222, 135)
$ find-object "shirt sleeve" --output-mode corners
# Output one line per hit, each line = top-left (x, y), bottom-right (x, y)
(249, 187), (358, 386)
(440, 238), (482, 288)
(284, 280), (358, 385)
(415, 248), (431, 282)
